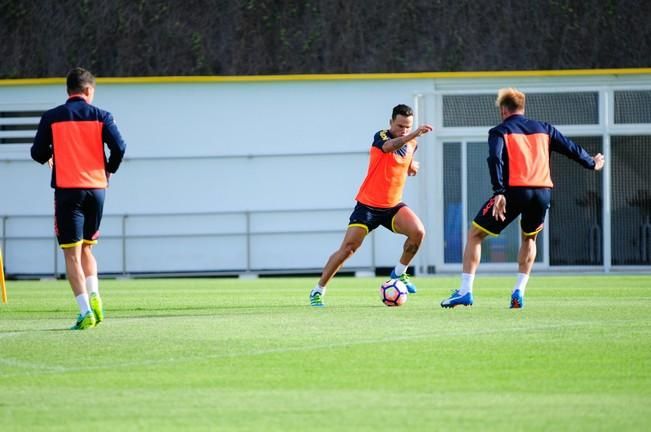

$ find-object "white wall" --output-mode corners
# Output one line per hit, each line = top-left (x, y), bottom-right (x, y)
(0, 77), (432, 275)
(3, 72), (649, 276)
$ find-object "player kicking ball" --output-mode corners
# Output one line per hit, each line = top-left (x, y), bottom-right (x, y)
(310, 104), (433, 307)
(441, 88), (604, 309)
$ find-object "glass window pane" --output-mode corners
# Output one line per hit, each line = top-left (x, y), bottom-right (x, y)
(549, 137), (603, 265)
(443, 142), (462, 263)
(611, 135), (651, 265)
(442, 92), (598, 127)
(467, 142), (520, 263)
(527, 93), (599, 125)
(442, 95), (499, 127)
(614, 91), (651, 124)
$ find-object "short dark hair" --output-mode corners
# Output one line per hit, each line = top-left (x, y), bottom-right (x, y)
(392, 104), (413, 120)
(66, 67), (96, 94)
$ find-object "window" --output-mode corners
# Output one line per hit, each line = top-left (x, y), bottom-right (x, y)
(0, 110), (44, 144)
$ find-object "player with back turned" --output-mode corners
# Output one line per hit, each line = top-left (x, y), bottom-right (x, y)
(441, 88), (604, 309)
(31, 67), (126, 329)
(310, 104), (433, 307)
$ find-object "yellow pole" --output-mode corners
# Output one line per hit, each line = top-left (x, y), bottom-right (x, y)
(0, 248), (7, 304)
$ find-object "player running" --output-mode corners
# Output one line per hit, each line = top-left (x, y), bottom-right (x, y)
(310, 104), (433, 307)
(31, 67), (126, 329)
(441, 88), (604, 309)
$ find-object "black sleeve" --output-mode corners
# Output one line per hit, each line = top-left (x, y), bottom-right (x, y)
(30, 115), (53, 164)
(102, 111), (127, 173)
(372, 130), (390, 152)
(548, 124), (596, 169)
(486, 128), (507, 195)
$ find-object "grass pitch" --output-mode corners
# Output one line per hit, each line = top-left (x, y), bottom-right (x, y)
(0, 275), (650, 431)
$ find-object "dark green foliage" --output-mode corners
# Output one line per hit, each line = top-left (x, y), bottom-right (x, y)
(0, 0), (649, 78)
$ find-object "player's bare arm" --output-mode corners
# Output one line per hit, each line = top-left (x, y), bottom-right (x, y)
(382, 124), (433, 152)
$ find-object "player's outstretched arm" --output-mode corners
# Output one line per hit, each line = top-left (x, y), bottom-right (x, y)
(382, 124), (433, 153)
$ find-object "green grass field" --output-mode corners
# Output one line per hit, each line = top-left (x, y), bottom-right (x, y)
(1, 275), (650, 431)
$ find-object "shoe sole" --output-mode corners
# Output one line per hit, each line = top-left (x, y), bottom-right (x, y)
(440, 303), (472, 308)
(70, 320), (96, 330)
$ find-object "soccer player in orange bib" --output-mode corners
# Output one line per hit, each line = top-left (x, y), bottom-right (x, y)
(441, 88), (604, 309)
(310, 104), (433, 307)
(31, 68), (126, 329)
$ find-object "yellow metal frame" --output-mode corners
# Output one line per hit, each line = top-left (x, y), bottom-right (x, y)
(1, 68), (650, 86)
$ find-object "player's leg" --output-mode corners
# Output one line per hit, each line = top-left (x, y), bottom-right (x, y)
(390, 205), (425, 293)
(440, 225), (487, 307)
(55, 189), (96, 329)
(54, 189), (95, 330)
(82, 189), (105, 322)
(311, 226), (367, 306)
(62, 245), (86, 298)
(510, 188), (550, 309)
(510, 231), (537, 309)
(62, 245), (95, 328)
(463, 224), (489, 274)
(442, 195), (516, 308)
(518, 232), (538, 274)
(82, 244), (103, 323)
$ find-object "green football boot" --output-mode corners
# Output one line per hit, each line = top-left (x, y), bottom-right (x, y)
(70, 311), (96, 330)
(309, 290), (325, 307)
(90, 293), (104, 324)
(390, 270), (417, 293)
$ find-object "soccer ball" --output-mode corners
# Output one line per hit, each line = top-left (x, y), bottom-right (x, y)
(379, 279), (408, 306)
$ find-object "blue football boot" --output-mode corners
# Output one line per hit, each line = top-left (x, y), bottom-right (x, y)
(510, 289), (524, 309)
(440, 289), (474, 308)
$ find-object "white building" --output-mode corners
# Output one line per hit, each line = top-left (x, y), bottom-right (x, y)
(1, 69), (650, 277)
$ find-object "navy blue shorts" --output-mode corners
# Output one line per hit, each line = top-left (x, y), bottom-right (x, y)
(348, 201), (407, 233)
(54, 189), (105, 248)
(473, 188), (551, 236)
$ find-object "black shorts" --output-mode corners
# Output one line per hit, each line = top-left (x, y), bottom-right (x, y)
(348, 201), (407, 233)
(54, 189), (105, 248)
(472, 188), (551, 237)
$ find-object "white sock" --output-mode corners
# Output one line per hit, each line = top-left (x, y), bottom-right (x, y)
(311, 284), (325, 296)
(76, 293), (91, 315)
(393, 263), (408, 277)
(458, 273), (475, 295)
(86, 275), (99, 296)
(513, 273), (529, 295)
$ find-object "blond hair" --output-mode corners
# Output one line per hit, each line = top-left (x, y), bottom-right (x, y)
(496, 88), (525, 112)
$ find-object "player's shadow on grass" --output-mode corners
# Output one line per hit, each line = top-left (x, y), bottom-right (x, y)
(0, 327), (71, 334)
(7, 304), (286, 314)
(112, 304), (296, 312)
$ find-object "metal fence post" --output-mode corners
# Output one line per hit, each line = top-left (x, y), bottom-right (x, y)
(122, 215), (128, 277)
(53, 235), (59, 278)
(245, 211), (251, 272)
(371, 231), (376, 271)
